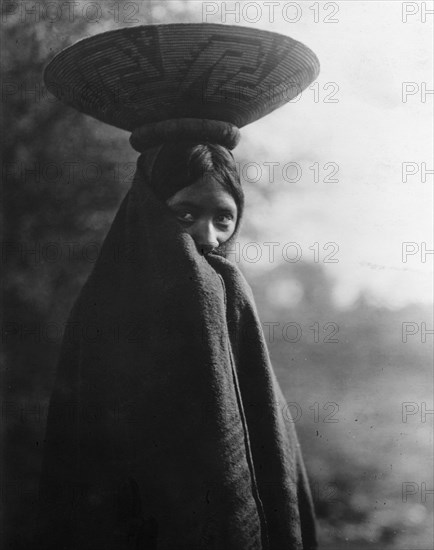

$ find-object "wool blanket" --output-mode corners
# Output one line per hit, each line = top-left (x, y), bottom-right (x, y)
(36, 162), (317, 550)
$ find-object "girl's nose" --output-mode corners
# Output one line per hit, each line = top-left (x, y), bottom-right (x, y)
(192, 220), (219, 253)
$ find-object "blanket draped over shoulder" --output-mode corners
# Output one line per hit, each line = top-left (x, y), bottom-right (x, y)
(36, 159), (317, 550)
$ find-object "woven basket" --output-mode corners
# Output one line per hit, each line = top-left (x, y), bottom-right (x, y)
(44, 23), (320, 135)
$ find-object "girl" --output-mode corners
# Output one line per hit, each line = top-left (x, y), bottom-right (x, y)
(37, 23), (320, 550)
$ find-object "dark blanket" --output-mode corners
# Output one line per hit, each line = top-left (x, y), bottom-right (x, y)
(36, 161), (317, 550)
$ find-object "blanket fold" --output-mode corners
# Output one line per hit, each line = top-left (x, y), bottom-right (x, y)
(36, 161), (317, 550)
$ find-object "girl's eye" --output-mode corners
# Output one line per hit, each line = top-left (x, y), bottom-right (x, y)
(176, 211), (195, 223)
(216, 214), (234, 226)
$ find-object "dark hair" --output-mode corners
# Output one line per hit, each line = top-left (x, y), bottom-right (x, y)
(146, 142), (245, 234)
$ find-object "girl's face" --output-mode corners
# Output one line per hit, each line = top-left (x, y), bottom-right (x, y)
(166, 176), (238, 255)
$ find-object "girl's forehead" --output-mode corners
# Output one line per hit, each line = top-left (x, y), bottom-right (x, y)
(168, 179), (237, 210)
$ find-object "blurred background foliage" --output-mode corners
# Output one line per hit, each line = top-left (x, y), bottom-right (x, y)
(2, 1), (433, 549)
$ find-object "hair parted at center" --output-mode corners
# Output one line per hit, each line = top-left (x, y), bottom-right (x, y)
(143, 142), (245, 227)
